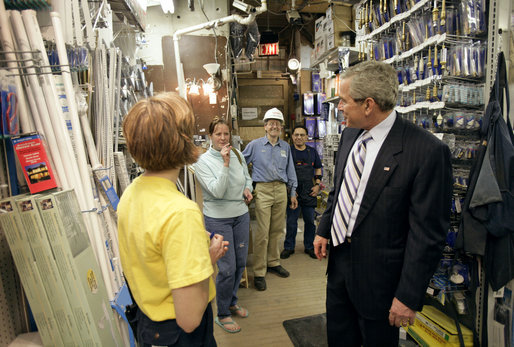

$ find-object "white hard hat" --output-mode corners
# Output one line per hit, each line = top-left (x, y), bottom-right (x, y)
(263, 108), (284, 122)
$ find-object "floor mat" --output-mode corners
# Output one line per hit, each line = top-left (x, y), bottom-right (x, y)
(282, 313), (328, 347)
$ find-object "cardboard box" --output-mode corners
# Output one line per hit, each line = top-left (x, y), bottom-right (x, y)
(419, 305), (473, 345)
(15, 194), (84, 345)
(300, 69), (312, 94)
(36, 190), (123, 346)
(407, 324), (443, 347)
(324, 4), (354, 52)
(315, 37), (326, 60)
(325, 3), (353, 33)
(314, 15), (325, 41)
(0, 197), (64, 346)
(326, 32), (336, 51)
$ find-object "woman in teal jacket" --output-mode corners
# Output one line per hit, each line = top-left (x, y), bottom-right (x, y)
(194, 117), (253, 334)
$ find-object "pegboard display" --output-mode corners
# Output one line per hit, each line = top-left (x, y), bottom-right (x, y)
(0, 226), (28, 346)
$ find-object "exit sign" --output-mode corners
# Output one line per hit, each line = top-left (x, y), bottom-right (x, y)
(259, 43), (279, 56)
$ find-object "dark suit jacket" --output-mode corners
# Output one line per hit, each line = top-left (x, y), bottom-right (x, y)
(317, 115), (453, 319)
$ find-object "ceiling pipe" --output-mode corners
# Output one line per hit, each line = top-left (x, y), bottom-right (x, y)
(173, 1), (267, 98)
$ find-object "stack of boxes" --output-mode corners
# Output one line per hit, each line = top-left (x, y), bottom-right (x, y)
(407, 305), (474, 346)
(313, 3), (354, 62)
(0, 190), (124, 346)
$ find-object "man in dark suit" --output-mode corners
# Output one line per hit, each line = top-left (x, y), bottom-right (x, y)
(314, 61), (453, 346)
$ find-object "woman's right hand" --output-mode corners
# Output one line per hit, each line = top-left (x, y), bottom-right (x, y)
(209, 234), (229, 263)
(220, 144), (231, 167)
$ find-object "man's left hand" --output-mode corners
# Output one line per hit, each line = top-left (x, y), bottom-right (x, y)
(388, 297), (416, 328)
(310, 184), (320, 197)
(290, 196), (298, 209)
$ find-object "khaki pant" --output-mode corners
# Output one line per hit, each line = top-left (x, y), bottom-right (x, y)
(253, 182), (287, 277)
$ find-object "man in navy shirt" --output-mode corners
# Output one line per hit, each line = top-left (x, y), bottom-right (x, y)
(243, 108), (298, 291)
(281, 125), (322, 260)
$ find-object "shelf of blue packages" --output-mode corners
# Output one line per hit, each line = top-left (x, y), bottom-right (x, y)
(323, 96), (339, 104)
(311, 46), (360, 70)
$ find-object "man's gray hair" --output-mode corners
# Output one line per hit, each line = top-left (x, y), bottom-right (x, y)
(341, 61), (398, 111)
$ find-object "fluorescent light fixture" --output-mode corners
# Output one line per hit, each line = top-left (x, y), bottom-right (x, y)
(232, 0), (252, 13)
(161, 0), (175, 14)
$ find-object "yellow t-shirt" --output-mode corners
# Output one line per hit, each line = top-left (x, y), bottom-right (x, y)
(118, 175), (215, 321)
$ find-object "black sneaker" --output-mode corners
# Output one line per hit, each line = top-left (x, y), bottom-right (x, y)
(280, 249), (294, 259)
(304, 249), (317, 259)
(267, 265), (290, 278)
(254, 277), (266, 291)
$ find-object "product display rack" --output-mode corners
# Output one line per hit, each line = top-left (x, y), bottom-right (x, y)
(308, 0), (507, 344)
(356, 0), (508, 344)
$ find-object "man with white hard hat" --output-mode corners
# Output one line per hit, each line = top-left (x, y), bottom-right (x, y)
(243, 107), (298, 291)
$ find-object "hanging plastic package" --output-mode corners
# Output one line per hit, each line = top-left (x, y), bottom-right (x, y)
(230, 21), (245, 59)
(0, 71), (20, 196)
(245, 20), (260, 61)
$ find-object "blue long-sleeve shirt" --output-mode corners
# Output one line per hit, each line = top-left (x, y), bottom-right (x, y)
(242, 136), (297, 197)
(194, 147), (253, 218)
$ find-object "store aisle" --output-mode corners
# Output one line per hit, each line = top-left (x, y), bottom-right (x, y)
(211, 224), (419, 347)
(213, 225), (327, 346)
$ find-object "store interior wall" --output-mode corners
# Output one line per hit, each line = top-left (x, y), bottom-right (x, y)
(136, 1), (311, 145)
(137, 1), (229, 66)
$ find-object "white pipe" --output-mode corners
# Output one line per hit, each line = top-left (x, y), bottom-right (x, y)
(113, 51), (122, 153)
(9, 11), (70, 189)
(0, 4), (35, 133)
(51, 12), (117, 298)
(71, 0), (83, 46)
(80, 110), (101, 168)
(108, 46), (116, 186)
(25, 12), (117, 297)
(173, 1), (267, 98)
(22, 11), (83, 193)
(16, 51), (42, 132)
(80, 0), (95, 49)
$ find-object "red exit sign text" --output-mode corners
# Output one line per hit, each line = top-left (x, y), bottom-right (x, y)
(259, 43), (279, 56)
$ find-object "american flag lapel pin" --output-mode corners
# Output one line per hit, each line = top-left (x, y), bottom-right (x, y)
(384, 166), (390, 171)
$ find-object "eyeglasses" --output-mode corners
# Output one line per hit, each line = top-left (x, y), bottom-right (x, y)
(293, 134), (307, 137)
(266, 121), (282, 127)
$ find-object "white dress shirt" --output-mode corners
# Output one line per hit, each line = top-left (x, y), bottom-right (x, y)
(346, 110), (397, 237)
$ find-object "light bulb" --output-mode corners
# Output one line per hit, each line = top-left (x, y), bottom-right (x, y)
(203, 82), (213, 95)
(287, 58), (300, 71)
(189, 82), (200, 95)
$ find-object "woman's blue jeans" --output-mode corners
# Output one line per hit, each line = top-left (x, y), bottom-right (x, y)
(204, 212), (250, 318)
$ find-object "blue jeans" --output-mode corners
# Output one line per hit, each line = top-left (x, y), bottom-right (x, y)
(285, 204), (316, 251)
(204, 213), (249, 318)
(138, 303), (216, 347)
